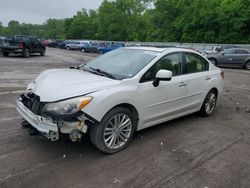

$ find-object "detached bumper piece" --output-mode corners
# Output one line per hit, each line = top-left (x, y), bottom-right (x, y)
(16, 99), (59, 141)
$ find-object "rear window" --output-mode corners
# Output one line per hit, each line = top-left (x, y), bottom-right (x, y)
(185, 53), (209, 73)
(235, 49), (249, 54)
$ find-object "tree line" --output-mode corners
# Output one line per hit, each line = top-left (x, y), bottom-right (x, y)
(0, 0), (250, 44)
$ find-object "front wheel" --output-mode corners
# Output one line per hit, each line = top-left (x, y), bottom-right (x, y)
(90, 107), (136, 154)
(245, 61), (250, 70)
(200, 89), (217, 116)
(98, 50), (103, 55)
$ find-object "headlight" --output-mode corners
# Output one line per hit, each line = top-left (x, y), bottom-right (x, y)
(42, 96), (93, 116)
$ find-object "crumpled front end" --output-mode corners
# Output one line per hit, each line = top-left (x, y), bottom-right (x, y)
(16, 92), (91, 142)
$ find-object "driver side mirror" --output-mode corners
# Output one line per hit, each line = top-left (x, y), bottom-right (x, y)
(153, 69), (172, 87)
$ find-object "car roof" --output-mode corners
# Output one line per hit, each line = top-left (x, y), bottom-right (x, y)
(124, 46), (199, 54)
(230, 48), (249, 51)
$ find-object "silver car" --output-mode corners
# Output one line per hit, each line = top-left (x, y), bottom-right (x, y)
(207, 48), (250, 70)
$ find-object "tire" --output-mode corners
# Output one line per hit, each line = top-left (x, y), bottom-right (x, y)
(98, 50), (104, 55)
(245, 61), (250, 70)
(40, 49), (45, 56)
(3, 52), (9, 57)
(66, 46), (70, 50)
(81, 48), (85, 53)
(200, 89), (218, 116)
(23, 48), (30, 58)
(90, 107), (137, 154)
(208, 58), (217, 65)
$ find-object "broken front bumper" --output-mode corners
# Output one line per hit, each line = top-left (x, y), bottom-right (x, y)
(16, 99), (59, 141)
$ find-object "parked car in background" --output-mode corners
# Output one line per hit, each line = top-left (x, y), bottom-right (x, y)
(212, 45), (241, 53)
(17, 47), (224, 153)
(48, 40), (63, 48)
(97, 43), (125, 54)
(81, 42), (104, 53)
(0, 35), (45, 58)
(0, 36), (5, 47)
(41, 39), (52, 47)
(65, 41), (88, 50)
(57, 40), (67, 49)
(207, 48), (250, 70)
(195, 49), (209, 57)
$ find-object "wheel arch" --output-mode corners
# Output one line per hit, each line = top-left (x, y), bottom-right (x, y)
(106, 103), (139, 129)
(209, 87), (218, 97)
(208, 57), (217, 65)
(244, 59), (250, 67)
(89, 102), (140, 130)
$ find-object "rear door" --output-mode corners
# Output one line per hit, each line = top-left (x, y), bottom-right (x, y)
(183, 52), (210, 110)
(231, 49), (250, 67)
(29, 38), (37, 53)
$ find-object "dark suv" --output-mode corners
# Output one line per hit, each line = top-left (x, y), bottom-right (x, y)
(0, 35), (45, 58)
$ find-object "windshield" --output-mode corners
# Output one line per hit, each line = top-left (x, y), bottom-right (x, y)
(80, 49), (157, 80)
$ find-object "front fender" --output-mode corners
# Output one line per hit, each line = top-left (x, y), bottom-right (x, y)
(81, 86), (141, 122)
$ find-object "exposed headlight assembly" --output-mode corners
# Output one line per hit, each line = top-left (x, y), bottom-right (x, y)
(42, 96), (93, 116)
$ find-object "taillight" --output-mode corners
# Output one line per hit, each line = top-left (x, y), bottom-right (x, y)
(220, 70), (224, 80)
(19, 42), (24, 48)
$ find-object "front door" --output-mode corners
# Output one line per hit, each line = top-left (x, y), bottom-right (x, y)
(138, 52), (189, 129)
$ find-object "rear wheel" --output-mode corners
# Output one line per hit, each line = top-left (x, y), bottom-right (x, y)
(66, 46), (70, 50)
(23, 48), (30, 58)
(245, 61), (250, 70)
(90, 107), (136, 154)
(209, 58), (217, 65)
(200, 89), (217, 116)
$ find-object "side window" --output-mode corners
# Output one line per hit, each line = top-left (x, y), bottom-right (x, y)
(141, 52), (183, 82)
(223, 49), (234, 54)
(235, 49), (249, 54)
(185, 53), (208, 74)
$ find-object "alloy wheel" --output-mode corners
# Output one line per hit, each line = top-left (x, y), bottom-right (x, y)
(103, 113), (132, 150)
(205, 93), (216, 114)
(245, 62), (250, 70)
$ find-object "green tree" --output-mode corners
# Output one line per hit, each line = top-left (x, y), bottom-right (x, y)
(43, 19), (64, 39)
(65, 9), (90, 39)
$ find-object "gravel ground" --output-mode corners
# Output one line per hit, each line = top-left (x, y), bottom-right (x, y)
(0, 48), (249, 188)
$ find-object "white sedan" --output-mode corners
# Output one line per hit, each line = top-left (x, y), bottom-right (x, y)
(17, 47), (224, 153)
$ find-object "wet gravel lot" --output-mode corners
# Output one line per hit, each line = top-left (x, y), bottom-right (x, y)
(0, 48), (250, 188)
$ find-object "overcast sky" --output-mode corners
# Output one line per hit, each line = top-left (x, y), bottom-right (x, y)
(0, 0), (103, 26)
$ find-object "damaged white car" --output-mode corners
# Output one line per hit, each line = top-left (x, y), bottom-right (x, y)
(17, 47), (224, 153)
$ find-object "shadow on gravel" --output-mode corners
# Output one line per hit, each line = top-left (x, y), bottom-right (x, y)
(19, 112), (199, 158)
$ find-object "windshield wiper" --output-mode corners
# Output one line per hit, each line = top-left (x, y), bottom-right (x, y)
(89, 67), (116, 79)
(69, 65), (79, 69)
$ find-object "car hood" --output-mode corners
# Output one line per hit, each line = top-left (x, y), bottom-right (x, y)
(28, 68), (120, 102)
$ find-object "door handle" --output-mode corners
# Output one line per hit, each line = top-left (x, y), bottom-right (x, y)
(179, 82), (187, 87)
